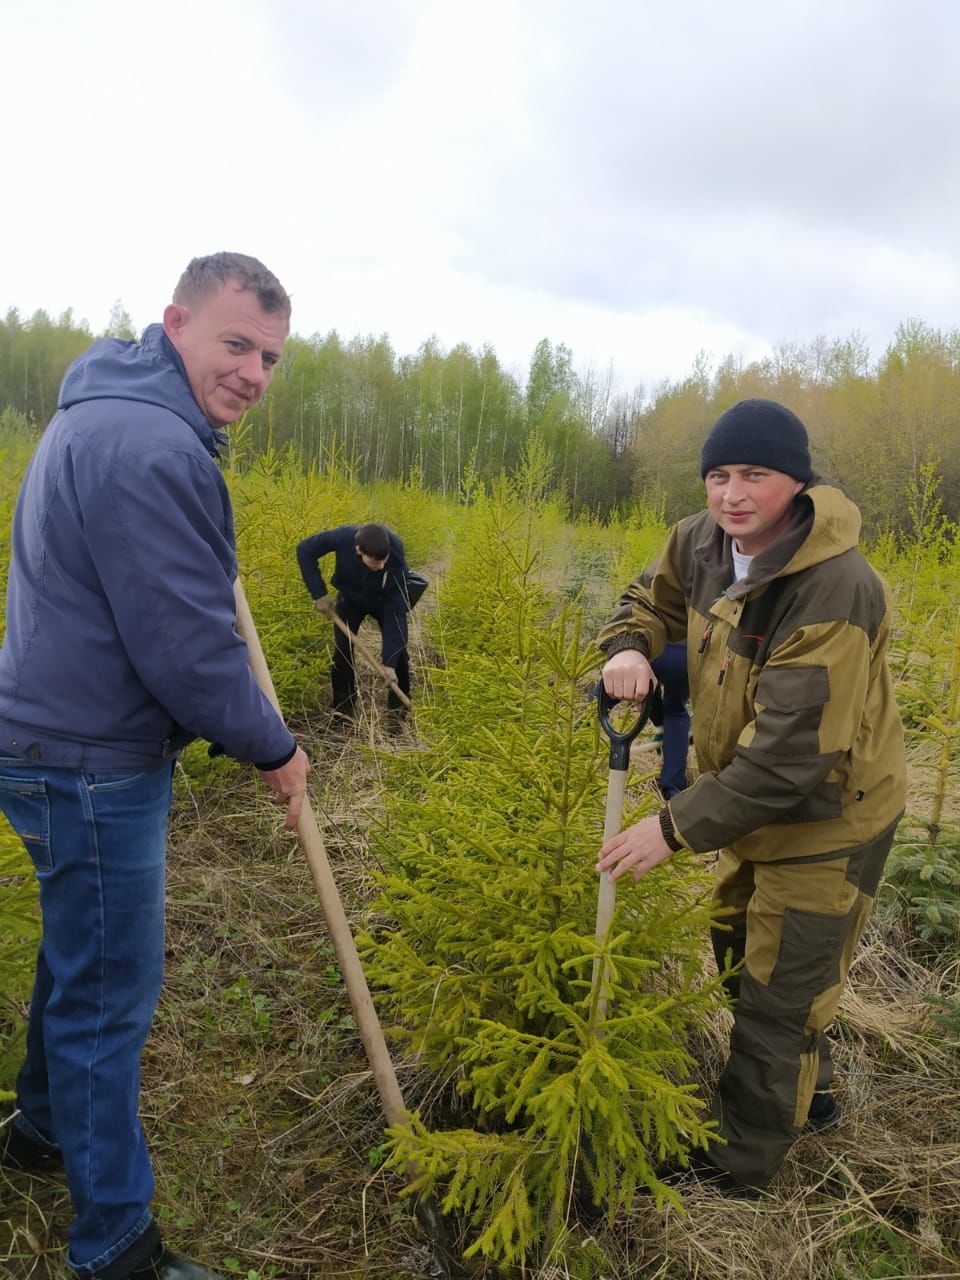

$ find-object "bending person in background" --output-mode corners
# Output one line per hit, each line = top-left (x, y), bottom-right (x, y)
(595, 398), (906, 1196)
(0, 253), (308, 1280)
(649, 640), (691, 801)
(297, 522), (412, 723)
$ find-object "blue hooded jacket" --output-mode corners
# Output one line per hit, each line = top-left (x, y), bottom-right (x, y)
(0, 324), (296, 771)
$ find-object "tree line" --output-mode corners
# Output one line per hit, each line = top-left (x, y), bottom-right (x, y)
(2, 303), (959, 538)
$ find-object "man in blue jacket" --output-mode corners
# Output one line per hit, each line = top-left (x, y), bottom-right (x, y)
(0, 253), (308, 1280)
(296, 523), (412, 721)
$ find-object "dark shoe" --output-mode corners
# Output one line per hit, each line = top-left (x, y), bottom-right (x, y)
(803, 1091), (841, 1133)
(128, 1248), (224, 1280)
(0, 1122), (63, 1173)
(655, 1153), (761, 1200)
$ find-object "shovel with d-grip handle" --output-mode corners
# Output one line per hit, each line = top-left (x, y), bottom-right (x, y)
(234, 580), (461, 1279)
(574, 683), (652, 1219)
(591, 684), (652, 1023)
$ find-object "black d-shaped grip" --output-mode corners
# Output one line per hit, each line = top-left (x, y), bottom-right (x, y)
(597, 682), (651, 771)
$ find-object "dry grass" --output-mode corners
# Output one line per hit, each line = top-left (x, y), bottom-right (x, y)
(608, 935), (960, 1280)
(2, 627), (958, 1279)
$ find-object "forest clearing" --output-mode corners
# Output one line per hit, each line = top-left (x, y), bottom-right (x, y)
(1, 412), (958, 1280)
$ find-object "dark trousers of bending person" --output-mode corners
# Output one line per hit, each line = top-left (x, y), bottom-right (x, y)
(332, 597), (410, 715)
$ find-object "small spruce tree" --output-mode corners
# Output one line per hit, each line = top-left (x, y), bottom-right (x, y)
(361, 447), (725, 1268)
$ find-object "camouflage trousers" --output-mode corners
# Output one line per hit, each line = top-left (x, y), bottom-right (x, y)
(707, 814), (901, 1187)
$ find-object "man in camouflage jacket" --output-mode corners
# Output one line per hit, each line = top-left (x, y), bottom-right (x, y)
(596, 398), (907, 1192)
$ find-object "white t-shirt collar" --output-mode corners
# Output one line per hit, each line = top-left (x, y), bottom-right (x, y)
(731, 542), (754, 583)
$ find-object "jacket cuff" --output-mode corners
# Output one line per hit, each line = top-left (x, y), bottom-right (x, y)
(601, 631), (649, 657)
(658, 804), (686, 853)
(255, 743), (297, 772)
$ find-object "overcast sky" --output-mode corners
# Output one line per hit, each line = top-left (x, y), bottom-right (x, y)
(5, 0), (959, 392)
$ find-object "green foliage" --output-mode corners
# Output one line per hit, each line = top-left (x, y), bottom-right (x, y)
(0, 306), (93, 427)
(228, 445), (456, 726)
(205, 323), (621, 514)
(830, 1213), (943, 1278)
(883, 818), (960, 944)
(0, 440), (40, 1099)
(925, 990), (960, 1045)
(0, 406), (36, 445)
(627, 330), (960, 535)
(362, 451), (724, 1266)
(105, 300), (138, 340)
(875, 473), (960, 955)
(882, 593), (960, 949)
(0, 434), (32, 607)
(8, 298), (960, 529)
(0, 818), (39, 1097)
(174, 741), (240, 790)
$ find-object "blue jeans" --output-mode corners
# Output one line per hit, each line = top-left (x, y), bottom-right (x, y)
(650, 642), (690, 798)
(0, 758), (173, 1277)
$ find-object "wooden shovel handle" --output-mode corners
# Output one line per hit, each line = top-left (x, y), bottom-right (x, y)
(329, 609), (412, 711)
(234, 579), (408, 1125)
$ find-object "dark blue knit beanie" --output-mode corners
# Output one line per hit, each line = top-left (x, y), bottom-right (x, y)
(699, 399), (813, 482)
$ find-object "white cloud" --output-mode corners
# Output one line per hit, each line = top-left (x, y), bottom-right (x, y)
(4, 0), (960, 393)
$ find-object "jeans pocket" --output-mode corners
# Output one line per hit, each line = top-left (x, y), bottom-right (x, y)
(0, 774), (52, 872)
(85, 771), (148, 793)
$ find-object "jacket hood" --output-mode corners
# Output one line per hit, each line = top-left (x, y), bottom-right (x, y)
(781, 481), (862, 574)
(58, 323), (223, 456)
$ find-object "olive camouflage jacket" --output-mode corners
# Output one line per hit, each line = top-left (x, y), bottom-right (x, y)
(597, 482), (907, 861)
